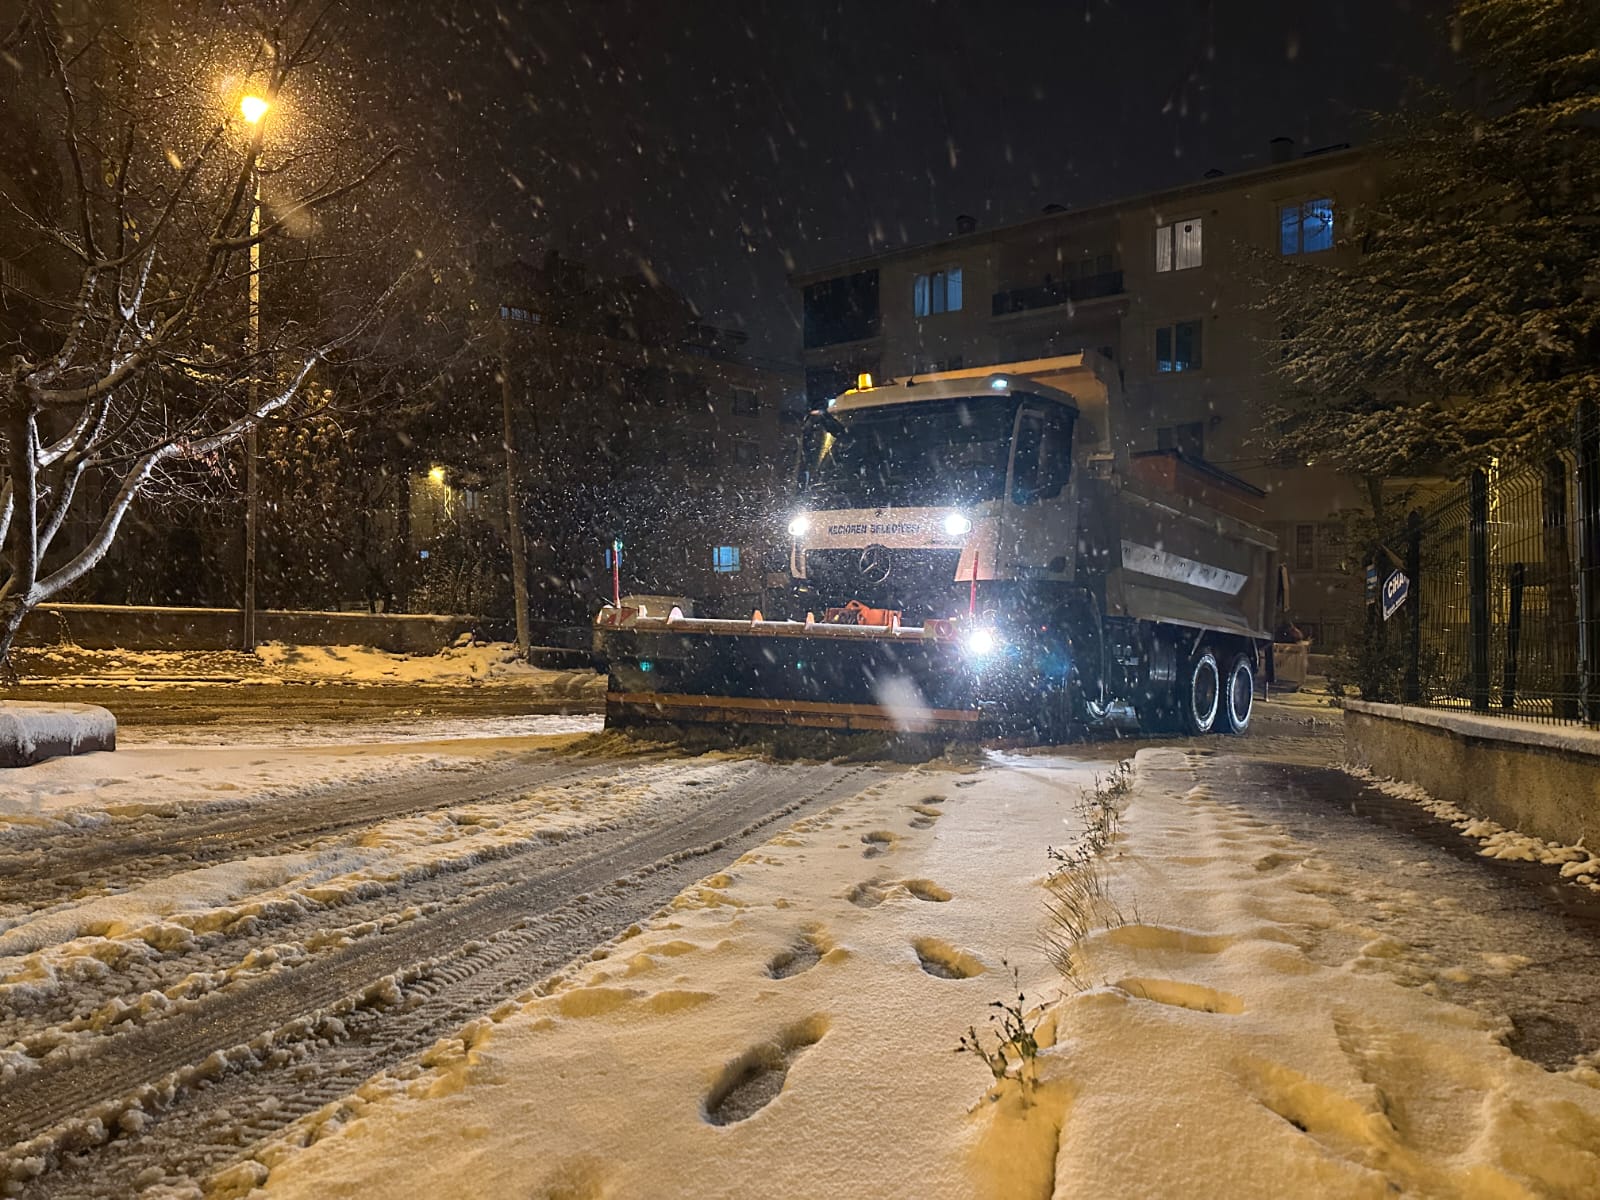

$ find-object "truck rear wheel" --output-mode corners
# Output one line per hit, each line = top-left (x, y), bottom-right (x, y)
(1222, 652), (1254, 734)
(1182, 648), (1222, 736)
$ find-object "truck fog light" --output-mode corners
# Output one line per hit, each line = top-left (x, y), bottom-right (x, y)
(788, 514), (811, 538)
(942, 512), (973, 536)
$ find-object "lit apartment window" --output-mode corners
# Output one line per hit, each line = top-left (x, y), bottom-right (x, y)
(913, 267), (963, 316)
(1155, 218), (1203, 272)
(1155, 320), (1203, 372)
(712, 545), (742, 573)
(732, 387), (760, 416)
(1280, 199), (1335, 255)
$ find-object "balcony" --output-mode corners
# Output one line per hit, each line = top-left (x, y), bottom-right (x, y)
(991, 270), (1124, 317)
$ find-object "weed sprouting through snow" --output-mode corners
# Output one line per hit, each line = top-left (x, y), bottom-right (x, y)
(1043, 760), (1133, 990)
(955, 963), (1043, 1105)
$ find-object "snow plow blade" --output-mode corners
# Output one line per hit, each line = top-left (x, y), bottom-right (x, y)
(594, 607), (984, 737)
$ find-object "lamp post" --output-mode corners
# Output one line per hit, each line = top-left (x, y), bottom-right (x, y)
(240, 93), (268, 651)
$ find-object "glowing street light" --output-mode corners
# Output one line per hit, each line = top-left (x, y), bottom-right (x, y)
(240, 94), (270, 124)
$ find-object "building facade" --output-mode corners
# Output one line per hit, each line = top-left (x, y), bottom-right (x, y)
(795, 144), (1378, 646)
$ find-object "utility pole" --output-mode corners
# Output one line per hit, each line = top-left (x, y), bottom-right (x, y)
(499, 325), (532, 656)
(241, 97), (268, 652)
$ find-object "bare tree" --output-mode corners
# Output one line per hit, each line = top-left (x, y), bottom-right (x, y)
(0, 0), (408, 661)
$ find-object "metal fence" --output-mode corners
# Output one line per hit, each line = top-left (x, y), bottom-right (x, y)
(1398, 447), (1600, 725)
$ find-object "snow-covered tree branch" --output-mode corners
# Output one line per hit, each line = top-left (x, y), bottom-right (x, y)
(1257, 0), (1600, 485)
(0, 0), (410, 660)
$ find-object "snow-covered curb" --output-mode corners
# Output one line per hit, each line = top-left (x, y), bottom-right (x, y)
(0, 702), (116, 768)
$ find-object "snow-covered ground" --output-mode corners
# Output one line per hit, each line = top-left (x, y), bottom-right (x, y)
(252, 642), (596, 689)
(0, 717), (598, 830)
(12, 641), (603, 694)
(228, 747), (1600, 1200)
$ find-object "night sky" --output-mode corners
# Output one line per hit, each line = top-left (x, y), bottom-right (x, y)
(394, 0), (1456, 356)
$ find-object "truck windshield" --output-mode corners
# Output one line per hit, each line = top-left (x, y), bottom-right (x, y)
(800, 396), (1015, 508)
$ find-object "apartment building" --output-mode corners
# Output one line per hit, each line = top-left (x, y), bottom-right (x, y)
(794, 143), (1378, 646)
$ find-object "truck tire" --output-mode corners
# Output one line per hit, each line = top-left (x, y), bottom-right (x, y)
(1182, 648), (1222, 736)
(1222, 652), (1254, 735)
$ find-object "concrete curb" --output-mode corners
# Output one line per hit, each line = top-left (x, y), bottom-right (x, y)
(1344, 700), (1598, 848)
(0, 701), (117, 767)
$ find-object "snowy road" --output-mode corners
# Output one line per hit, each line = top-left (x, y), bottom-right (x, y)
(4, 714), (1599, 1198)
(0, 738), (884, 1197)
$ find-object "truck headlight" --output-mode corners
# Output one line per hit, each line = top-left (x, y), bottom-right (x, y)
(964, 627), (999, 657)
(788, 514), (811, 538)
(942, 512), (972, 536)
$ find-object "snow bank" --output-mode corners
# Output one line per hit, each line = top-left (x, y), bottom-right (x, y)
(1350, 766), (1600, 892)
(253, 641), (599, 691)
(0, 702), (115, 768)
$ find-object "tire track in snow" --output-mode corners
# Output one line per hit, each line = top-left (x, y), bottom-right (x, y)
(1, 759), (880, 1195)
(0, 756), (695, 1062)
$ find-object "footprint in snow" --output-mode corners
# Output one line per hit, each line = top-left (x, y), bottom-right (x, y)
(860, 830), (898, 858)
(1114, 977), (1243, 1014)
(703, 1015), (829, 1126)
(767, 929), (833, 979)
(913, 937), (984, 979)
(846, 881), (885, 908)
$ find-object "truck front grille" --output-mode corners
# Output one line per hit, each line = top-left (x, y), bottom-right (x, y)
(801, 548), (965, 622)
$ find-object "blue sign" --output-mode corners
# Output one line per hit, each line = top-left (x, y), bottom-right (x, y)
(1382, 569), (1410, 621)
(1365, 563), (1378, 603)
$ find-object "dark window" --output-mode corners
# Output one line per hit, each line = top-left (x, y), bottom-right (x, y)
(712, 545), (741, 573)
(1156, 321), (1203, 372)
(1157, 422), (1205, 459)
(1011, 407), (1075, 504)
(801, 394), (1018, 508)
(1318, 522), (1346, 571)
(732, 387), (760, 416)
(802, 270), (880, 348)
(734, 441), (759, 466)
(913, 267), (964, 316)
(1295, 524), (1315, 570)
(1280, 199), (1335, 255)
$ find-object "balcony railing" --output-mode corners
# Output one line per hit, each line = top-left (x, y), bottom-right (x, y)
(991, 270), (1124, 317)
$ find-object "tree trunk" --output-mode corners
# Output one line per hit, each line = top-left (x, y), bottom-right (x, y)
(0, 597), (31, 669)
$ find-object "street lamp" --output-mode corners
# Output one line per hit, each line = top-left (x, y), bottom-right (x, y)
(241, 94), (268, 651)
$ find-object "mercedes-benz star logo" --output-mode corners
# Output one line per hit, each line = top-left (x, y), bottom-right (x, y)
(857, 543), (892, 585)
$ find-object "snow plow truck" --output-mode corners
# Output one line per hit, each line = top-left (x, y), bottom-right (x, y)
(594, 354), (1278, 742)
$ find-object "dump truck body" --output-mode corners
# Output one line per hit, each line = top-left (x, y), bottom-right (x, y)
(596, 354), (1277, 740)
